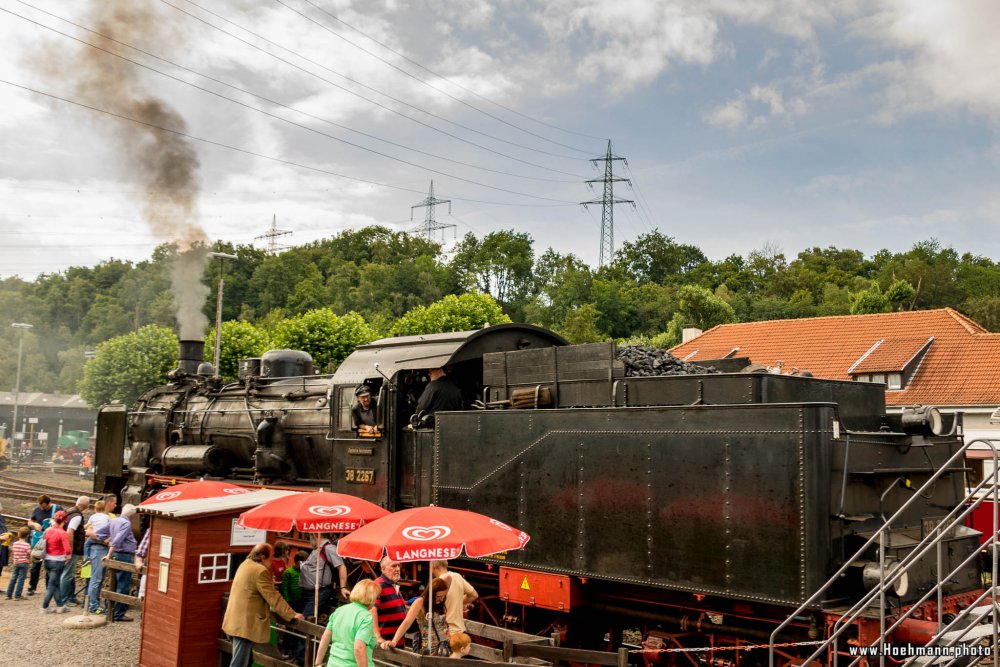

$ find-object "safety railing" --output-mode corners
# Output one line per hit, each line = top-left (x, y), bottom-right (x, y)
(769, 437), (999, 667)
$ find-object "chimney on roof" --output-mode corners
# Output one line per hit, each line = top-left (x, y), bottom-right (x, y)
(682, 327), (703, 343)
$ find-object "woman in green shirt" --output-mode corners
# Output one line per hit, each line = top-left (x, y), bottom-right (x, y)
(315, 579), (381, 667)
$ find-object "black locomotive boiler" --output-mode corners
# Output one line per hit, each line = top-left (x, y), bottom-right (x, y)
(94, 324), (987, 660)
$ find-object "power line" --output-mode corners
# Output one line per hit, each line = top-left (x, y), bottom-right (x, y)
(0, 79), (579, 208)
(165, 0), (591, 163)
(11, 1), (586, 184)
(622, 162), (658, 234)
(294, 0), (607, 143)
(3, 6), (585, 199)
(276, 0), (596, 154)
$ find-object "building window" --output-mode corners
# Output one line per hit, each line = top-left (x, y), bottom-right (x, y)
(198, 553), (232, 584)
(871, 373), (885, 385)
(886, 373), (902, 390)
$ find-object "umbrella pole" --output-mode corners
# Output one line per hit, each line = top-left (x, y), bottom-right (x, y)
(427, 565), (433, 656)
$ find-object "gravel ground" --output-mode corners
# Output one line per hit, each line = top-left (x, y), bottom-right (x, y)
(0, 569), (142, 667)
(0, 472), (142, 666)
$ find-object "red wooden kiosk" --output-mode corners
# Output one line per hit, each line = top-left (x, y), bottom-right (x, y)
(136, 489), (297, 667)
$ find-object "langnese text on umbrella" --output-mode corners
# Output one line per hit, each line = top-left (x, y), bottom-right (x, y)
(300, 520), (362, 532)
(390, 547), (462, 561)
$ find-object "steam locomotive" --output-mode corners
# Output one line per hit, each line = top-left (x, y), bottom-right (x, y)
(94, 324), (987, 659)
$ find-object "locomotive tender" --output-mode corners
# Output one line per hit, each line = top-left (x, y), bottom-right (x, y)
(95, 324), (986, 656)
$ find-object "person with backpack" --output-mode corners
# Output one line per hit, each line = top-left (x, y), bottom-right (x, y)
(26, 494), (60, 596)
(299, 533), (348, 620)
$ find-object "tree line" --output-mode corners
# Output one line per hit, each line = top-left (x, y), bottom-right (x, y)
(3, 225), (1000, 407)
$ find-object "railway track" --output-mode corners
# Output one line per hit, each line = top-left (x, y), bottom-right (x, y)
(1, 513), (28, 531)
(0, 473), (89, 508)
(4, 462), (80, 476)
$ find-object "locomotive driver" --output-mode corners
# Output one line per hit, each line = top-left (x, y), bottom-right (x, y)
(351, 386), (378, 435)
(407, 367), (463, 428)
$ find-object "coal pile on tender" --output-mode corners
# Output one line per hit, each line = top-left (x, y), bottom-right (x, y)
(617, 346), (719, 377)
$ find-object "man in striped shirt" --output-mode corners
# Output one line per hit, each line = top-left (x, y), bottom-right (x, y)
(372, 557), (407, 647)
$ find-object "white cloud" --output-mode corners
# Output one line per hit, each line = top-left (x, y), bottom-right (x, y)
(706, 84), (806, 128)
(855, 0), (1000, 121)
(706, 99), (746, 128)
(425, 0), (495, 30)
(535, 0), (720, 88)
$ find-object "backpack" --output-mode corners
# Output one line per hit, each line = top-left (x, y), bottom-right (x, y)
(30, 535), (46, 560)
(30, 505), (58, 549)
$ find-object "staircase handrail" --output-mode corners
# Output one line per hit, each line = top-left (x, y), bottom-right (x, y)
(769, 437), (998, 667)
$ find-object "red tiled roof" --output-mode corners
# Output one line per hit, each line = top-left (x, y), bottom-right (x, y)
(850, 336), (933, 374)
(670, 308), (1000, 406)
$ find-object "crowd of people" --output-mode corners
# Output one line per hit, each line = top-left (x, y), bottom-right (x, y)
(0, 493), (142, 621)
(3, 494), (482, 667)
(222, 535), (479, 667)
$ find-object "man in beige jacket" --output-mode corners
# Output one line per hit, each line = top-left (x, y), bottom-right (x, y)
(223, 543), (304, 667)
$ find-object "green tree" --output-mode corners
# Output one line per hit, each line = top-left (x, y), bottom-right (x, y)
(81, 294), (133, 344)
(677, 285), (737, 329)
(558, 304), (604, 343)
(451, 231), (536, 318)
(885, 279), (916, 311)
(817, 283), (852, 315)
(612, 231), (707, 284)
(523, 250), (593, 330)
(662, 285), (737, 346)
(391, 293), (511, 336)
(962, 296), (1000, 331)
(79, 325), (178, 408)
(270, 310), (377, 372)
(850, 283), (891, 314)
(873, 239), (963, 309)
(285, 265), (327, 314)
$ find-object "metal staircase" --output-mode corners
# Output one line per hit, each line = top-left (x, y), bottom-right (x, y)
(770, 438), (999, 667)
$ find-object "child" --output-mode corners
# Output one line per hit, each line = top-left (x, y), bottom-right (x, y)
(6, 527), (31, 600)
(450, 632), (472, 659)
(82, 498), (109, 560)
(280, 551), (306, 612)
(279, 552), (308, 661)
(271, 541), (289, 585)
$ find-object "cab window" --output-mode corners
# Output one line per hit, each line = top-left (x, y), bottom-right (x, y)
(338, 387), (354, 432)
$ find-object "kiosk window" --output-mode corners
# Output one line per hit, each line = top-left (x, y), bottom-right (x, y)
(198, 553), (232, 584)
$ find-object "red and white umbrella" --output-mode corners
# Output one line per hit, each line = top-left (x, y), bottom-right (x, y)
(337, 506), (530, 653)
(139, 480), (252, 505)
(337, 505), (530, 561)
(237, 491), (389, 533)
(238, 491), (390, 618)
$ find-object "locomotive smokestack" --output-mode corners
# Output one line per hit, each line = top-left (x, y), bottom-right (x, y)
(178, 340), (205, 374)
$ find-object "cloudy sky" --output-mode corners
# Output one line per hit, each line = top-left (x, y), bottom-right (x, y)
(2, 0), (999, 279)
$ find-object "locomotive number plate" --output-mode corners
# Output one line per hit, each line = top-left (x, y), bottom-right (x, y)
(345, 467), (375, 484)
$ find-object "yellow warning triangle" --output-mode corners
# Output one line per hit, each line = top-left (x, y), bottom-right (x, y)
(520, 576), (531, 591)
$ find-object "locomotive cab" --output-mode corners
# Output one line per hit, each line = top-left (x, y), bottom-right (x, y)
(327, 324), (567, 510)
